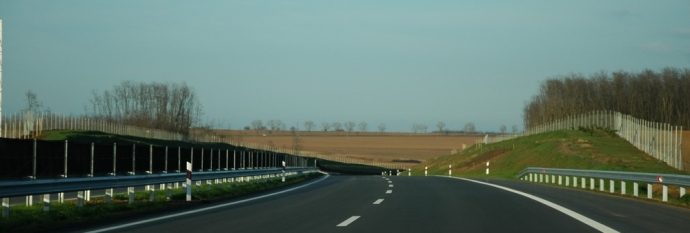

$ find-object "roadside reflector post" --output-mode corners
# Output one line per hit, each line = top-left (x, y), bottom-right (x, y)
(282, 161), (286, 182)
(186, 161), (192, 201)
(486, 162), (489, 175)
(408, 168), (411, 176)
(425, 166), (428, 176)
(448, 165), (452, 177)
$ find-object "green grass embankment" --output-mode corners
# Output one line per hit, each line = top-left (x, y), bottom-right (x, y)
(418, 129), (687, 179)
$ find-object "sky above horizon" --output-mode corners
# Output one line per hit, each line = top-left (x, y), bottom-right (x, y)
(1, 1), (689, 133)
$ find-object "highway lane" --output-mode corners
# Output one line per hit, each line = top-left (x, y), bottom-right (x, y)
(74, 175), (689, 233)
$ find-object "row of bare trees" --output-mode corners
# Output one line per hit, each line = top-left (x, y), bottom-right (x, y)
(88, 81), (203, 135)
(523, 67), (690, 129)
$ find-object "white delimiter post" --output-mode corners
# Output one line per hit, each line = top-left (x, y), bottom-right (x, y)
(425, 166), (427, 176)
(186, 161), (192, 201)
(486, 162), (490, 175)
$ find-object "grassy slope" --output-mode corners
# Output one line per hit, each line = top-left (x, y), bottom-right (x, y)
(418, 129), (687, 178)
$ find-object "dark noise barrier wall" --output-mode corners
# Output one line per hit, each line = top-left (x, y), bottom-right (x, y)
(0, 138), (296, 180)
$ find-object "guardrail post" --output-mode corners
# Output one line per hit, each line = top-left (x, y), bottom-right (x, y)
(590, 178), (594, 190)
(647, 184), (652, 199)
(581, 177), (585, 188)
(621, 181), (626, 195)
(662, 185), (668, 202)
(634, 182), (639, 197)
(610, 180), (614, 193)
(149, 185), (155, 201)
(43, 194), (50, 212)
(565, 176), (570, 187)
(2, 198), (8, 218)
(558, 175), (562, 185)
(573, 176), (576, 186)
(167, 183), (172, 200)
(681, 187), (687, 198)
(106, 188), (112, 203)
(77, 191), (84, 207)
(600, 179), (604, 192)
(128, 187), (135, 204)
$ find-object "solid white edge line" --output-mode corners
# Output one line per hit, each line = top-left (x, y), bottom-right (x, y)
(441, 176), (619, 233)
(373, 199), (384, 204)
(85, 174), (331, 233)
(336, 216), (361, 227)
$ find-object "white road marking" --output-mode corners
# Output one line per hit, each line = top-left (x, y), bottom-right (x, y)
(337, 216), (361, 227)
(388, 181), (392, 183)
(389, 185), (394, 187)
(85, 175), (331, 233)
(443, 176), (619, 233)
(386, 190), (392, 194)
(373, 199), (384, 204)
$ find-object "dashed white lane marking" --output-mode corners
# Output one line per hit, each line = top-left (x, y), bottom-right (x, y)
(386, 190), (392, 194)
(337, 216), (361, 227)
(443, 176), (619, 233)
(373, 199), (384, 204)
(85, 175), (331, 233)
(389, 184), (394, 187)
(388, 181), (392, 183)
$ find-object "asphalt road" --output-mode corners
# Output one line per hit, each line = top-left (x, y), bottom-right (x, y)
(70, 175), (689, 233)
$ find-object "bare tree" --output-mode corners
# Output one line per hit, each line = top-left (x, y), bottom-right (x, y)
(412, 124), (428, 133)
(512, 125), (518, 134)
(523, 68), (690, 128)
(358, 121), (368, 135)
(500, 124), (507, 134)
(378, 123), (386, 134)
(251, 120), (263, 136)
(304, 121), (315, 132)
(463, 123), (476, 134)
(321, 122), (331, 132)
(332, 122), (343, 133)
(25, 90), (44, 113)
(266, 119), (277, 134)
(89, 81), (203, 134)
(344, 121), (356, 136)
(437, 122), (446, 135)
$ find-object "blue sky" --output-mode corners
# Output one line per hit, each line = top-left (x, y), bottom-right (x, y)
(1, 1), (688, 132)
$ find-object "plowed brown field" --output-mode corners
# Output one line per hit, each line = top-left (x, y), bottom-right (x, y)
(217, 130), (482, 163)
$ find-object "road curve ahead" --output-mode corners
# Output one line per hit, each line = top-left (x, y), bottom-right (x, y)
(77, 175), (689, 233)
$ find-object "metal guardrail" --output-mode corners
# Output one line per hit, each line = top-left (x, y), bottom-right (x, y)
(0, 167), (318, 198)
(516, 167), (690, 187)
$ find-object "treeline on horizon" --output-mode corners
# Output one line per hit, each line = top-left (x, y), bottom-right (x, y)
(523, 67), (690, 129)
